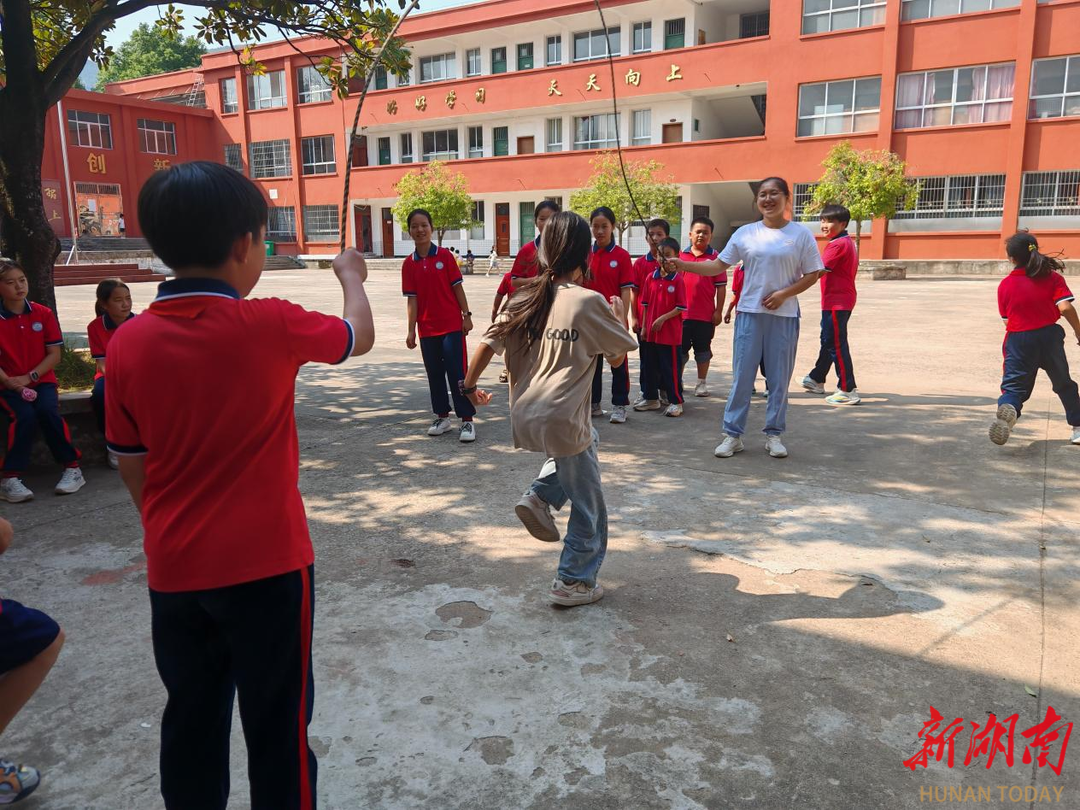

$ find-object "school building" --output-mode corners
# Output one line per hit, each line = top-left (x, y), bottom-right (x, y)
(47, 0), (1080, 259)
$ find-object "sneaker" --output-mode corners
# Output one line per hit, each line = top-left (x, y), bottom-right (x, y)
(664, 403), (683, 417)
(549, 578), (604, 607)
(714, 434), (744, 458)
(801, 376), (825, 394)
(1072, 427), (1080, 445)
(55, 467), (85, 495)
(694, 380), (710, 397)
(989, 404), (1018, 446)
(428, 417), (453, 436)
(633, 398), (661, 411)
(591, 404), (605, 419)
(659, 392), (670, 408)
(498, 369), (509, 383)
(107, 451), (120, 470)
(765, 435), (788, 458)
(459, 422), (476, 443)
(825, 389), (861, 406)
(0, 478), (34, 504)
(514, 492), (560, 543)
(0, 759), (40, 804)
(609, 405), (627, 424)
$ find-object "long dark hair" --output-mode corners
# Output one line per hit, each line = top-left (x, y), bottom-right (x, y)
(95, 278), (130, 316)
(1005, 232), (1065, 279)
(488, 211), (592, 349)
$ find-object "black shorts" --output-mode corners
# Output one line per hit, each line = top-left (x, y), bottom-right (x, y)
(681, 319), (715, 362)
(0, 599), (60, 675)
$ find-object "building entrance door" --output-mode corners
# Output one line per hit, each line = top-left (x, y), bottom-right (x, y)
(354, 205), (372, 252)
(74, 182), (122, 236)
(381, 207), (395, 257)
(495, 203), (510, 255)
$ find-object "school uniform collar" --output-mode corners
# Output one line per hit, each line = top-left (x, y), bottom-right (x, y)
(154, 277), (241, 301)
(1009, 267), (1028, 276)
(0, 300), (32, 319)
(412, 243), (439, 262)
(643, 252), (658, 263)
(682, 245), (716, 257)
(533, 236), (541, 248)
(829, 230), (850, 241)
(592, 240), (616, 253)
(651, 268), (678, 281)
(102, 312), (136, 330)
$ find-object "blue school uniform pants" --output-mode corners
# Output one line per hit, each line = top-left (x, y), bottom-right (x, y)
(999, 324), (1080, 426)
(809, 310), (857, 392)
(636, 333), (651, 397)
(724, 312), (800, 437)
(641, 342), (685, 404)
(91, 376), (106, 434)
(0, 384), (81, 474)
(419, 331), (476, 420)
(592, 356), (631, 407)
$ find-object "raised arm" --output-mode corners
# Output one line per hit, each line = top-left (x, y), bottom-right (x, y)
(672, 257), (732, 277)
(332, 249), (375, 356)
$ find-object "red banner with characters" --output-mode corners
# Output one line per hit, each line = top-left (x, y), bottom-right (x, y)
(41, 180), (68, 237)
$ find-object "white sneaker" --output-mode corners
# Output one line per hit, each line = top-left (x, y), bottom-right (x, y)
(549, 578), (604, 607)
(515, 492), (560, 543)
(989, 404), (1018, 446)
(108, 451), (120, 470)
(428, 417), (453, 436)
(0, 477), (34, 503)
(633, 398), (661, 411)
(591, 404), (605, 418)
(55, 467), (86, 495)
(659, 392), (670, 408)
(765, 435), (788, 458)
(714, 434), (744, 458)
(694, 380), (709, 397)
(1071, 427), (1080, 445)
(459, 422), (476, 443)
(801, 376), (825, 394)
(664, 403), (683, 417)
(609, 405), (627, 424)
(825, 389), (860, 405)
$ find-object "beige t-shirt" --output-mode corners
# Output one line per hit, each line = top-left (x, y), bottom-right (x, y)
(482, 283), (637, 458)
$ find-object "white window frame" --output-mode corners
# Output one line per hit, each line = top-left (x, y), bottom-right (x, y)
(67, 110), (113, 149)
(546, 35), (563, 66)
(249, 139), (292, 178)
(573, 27), (621, 62)
(893, 174), (1006, 219)
(797, 76), (881, 136)
(400, 133), (414, 163)
(632, 22), (652, 54)
(137, 118), (176, 155)
(468, 126), (484, 158)
(297, 66), (332, 104)
(220, 78), (238, 113)
(546, 118), (564, 152)
(466, 48), (482, 77)
(246, 70), (287, 110)
(901, 0), (1019, 21)
(573, 113), (619, 150)
(267, 206), (297, 241)
(1019, 170), (1080, 217)
(631, 109), (651, 145)
(470, 201), (485, 240)
(1028, 55), (1080, 120)
(301, 135), (336, 175)
(419, 53), (457, 84)
(422, 129), (459, 161)
(895, 63), (1015, 129)
(793, 183), (819, 219)
(302, 205), (339, 242)
(802, 0), (886, 34)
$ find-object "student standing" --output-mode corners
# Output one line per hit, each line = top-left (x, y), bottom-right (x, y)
(586, 207), (635, 423)
(465, 249), (475, 275)
(88, 278), (136, 469)
(636, 237), (687, 416)
(460, 212), (637, 606)
(402, 209), (478, 443)
(631, 219), (670, 408)
(989, 232), (1080, 446)
(679, 217), (727, 398)
(510, 201), (560, 290)
(801, 204), (861, 405)
(672, 177), (824, 459)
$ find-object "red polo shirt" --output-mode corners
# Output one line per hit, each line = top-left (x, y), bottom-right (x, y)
(402, 245), (465, 338)
(497, 272), (513, 298)
(105, 277), (354, 593)
(998, 269), (1075, 333)
(87, 312), (136, 380)
(511, 238), (541, 280)
(640, 270), (688, 346)
(0, 301), (64, 385)
(632, 253), (660, 324)
(820, 232), (858, 311)
(731, 265), (744, 306)
(679, 246), (727, 321)
(586, 241), (635, 302)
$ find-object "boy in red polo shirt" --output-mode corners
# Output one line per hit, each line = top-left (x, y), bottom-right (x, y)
(679, 217), (726, 398)
(631, 218), (670, 408)
(801, 204), (861, 405)
(637, 238), (687, 416)
(586, 207), (635, 423)
(107, 162), (374, 810)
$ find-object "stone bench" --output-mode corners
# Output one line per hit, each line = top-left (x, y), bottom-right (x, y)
(0, 391), (108, 469)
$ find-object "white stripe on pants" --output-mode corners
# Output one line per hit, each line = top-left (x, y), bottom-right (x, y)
(723, 311), (800, 437)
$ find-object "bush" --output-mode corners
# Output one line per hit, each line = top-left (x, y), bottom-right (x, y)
(56, 341), (97, 392)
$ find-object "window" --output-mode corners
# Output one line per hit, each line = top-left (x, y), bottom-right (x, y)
(546, 118), (564, 152)
(1020, 170), (1080, 216)
(375, 66), (388, 90)
(517, 43), (534, 71)
(422, 129), (459, 161)
(267, 206), (297, 241)
(633, 22), (652, 53)
(798, 77), (881, 136)
(901, 0), (1019, 21)
(574, 113), (619, 150)
(895, 63), (1014, 128)
(493, 126), (509, 156)
(223, 143), (243, 172)
(470, 201), (485, 239)
(420, 53), (456, 83)
(220, 78), (238, 113)
(793, 183), (819, 219)
(400, 133), (414, 163)
(664, 19), (685, 49)
(398, 70), (411, 87)
(137, 119), (176, 155)
(740, 12), (771, 37)
(466, 48), (482, 77)
(1029, 56), (1080, 120)
(249, 139), (292, 178)
(468, 126), (484, 158)
(573, 28), (620, 62)
(802, 0), (886, 33)
(66, 110), (113, 149)
(546, 36), (562, 66)
(303, 205), (339, 242)
(893, 174), (1006, 219)
(296, 66), (332, 104)
(300, 135), (336, 175)
(632, 110), (651, 145)
(246, 70), (286, 110)
(377, 137), (391, 166)
(491, 47), (507, 74)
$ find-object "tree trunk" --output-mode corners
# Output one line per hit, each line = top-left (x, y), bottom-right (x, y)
(853, 219), (862, 254)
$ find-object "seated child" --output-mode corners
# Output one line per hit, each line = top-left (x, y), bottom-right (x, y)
(88, 279), (136, 470)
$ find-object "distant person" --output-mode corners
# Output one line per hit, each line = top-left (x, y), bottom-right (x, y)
(487, 247), (499, 277)
(88, 279), (136, 469)
(465, 249), (475, 274)
(117, 212), (126, 237)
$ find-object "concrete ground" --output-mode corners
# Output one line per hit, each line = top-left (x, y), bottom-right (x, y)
(3, 269), (1078, 809)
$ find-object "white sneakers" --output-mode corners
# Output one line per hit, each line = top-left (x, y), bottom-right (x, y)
(107, 451), (120, 470)
(714, 434), (744, 457)
(515, 492), (560, 543)
(633, 398), (660, 411)
(609, 406), (627, 424)
(665, 403), (683, 417)
(694, 380), (709, 397)
(765, 435), (788, 458)
(549, 578), (604, 607)
(55, 467), (86, 495)
(801, 376), (825, 395)
(1072, 427), (1080, 445)
(459, 422), (476, 443)
(0, 477), (34, 503)
(989, 403), (1018, 446)
(826, 389), (861, 406)
(427, 417), (453, 436)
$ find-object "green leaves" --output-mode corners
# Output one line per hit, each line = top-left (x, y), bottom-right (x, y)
(95, 23), (207, 90)
(392, 162), (476, 246)
(569, 152), (680, 244)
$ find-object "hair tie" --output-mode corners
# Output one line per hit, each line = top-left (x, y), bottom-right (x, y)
(1029, 244), (1037, 252)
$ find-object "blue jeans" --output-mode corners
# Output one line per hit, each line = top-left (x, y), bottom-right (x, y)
(528, 429), (607, 588)
(419, 331), (476, 420)
(999, 324), (1080, 426)
(724, 312), (800, 437)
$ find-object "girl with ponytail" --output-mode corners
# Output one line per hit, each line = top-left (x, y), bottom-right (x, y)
(990, 233), (1080, 446)
(460, 211), (637, 607)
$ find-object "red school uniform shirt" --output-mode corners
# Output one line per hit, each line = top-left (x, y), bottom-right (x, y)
(0, 301), (64, 385)
(820, 231), (859, 311)
(731, 265), (744, 306)
(87, 312), (136, 379)
(998, 269), (1075, 333)
(511, 237), (541, 281)
(632, 253), (659, 323)
(402, 245), (465, 338)
(586, 241), (635, 302)
(640, 270), (688, 346)
(679, 246), (727, 322)
(497, 272), (514, 298)
(105, 277), (354, 593)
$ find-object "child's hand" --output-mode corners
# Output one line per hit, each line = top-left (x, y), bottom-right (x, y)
(462, 314), (474, 336)
(650, 315), (665, 333)
(491, 309), (499, 323)
(631, 317), (640, 333)
(6, 375), (30, 389)
(609, 295), (626, 324)
(711, 310), (724, 326)
(467, 388), (493, 407)
(332, 248), (368, 284)
(723, 309), (732, 324)
(406, 331), (417, 350)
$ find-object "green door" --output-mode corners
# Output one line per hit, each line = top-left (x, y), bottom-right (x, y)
(493, 127), (509, 157)
(664, 19), (685, 49)
(519, 201), (535, 248)
(491, 47), (507, 74)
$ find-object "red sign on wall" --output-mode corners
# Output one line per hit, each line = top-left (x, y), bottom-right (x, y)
(42, 179), (68, 237)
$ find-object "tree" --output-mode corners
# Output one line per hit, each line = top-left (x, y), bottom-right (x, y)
(569, 152), (680, 246)
(0, 1), (410, 309)
(806, 141), (921, 252)
(392, 161), (475, 247)
(95, 23), (207, 90)
(72, 76), (87, 90)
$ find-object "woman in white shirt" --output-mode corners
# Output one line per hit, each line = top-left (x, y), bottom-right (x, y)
(672, 177), (823, 459)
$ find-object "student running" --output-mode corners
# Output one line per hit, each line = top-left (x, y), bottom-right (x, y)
(88, 278), (136, 469)
(679, 217), (727, 398)
(635, 237), (687, 417)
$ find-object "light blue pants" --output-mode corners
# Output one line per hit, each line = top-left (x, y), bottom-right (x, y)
(724, 312), (800, 437)
(529, 429), (607, 588)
